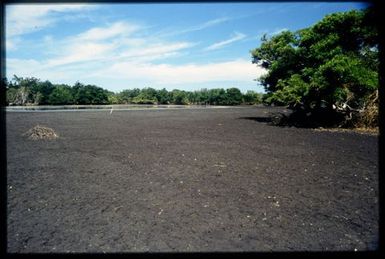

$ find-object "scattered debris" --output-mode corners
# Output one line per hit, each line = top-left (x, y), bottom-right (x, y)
(213, 162), (227, 168)
(23, 125), (58, 140)
(114, 206), (123, 212)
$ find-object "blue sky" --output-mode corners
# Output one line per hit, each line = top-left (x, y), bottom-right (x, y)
(6, 2), (367, 93)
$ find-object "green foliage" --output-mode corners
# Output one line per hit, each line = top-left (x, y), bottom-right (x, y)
(243, 90), (263, 105)
(72, 82), (109, 104)
(107, 91), (120, 104)
(207, 88), (226, 105)
(171, 89), (188, 105)
(225, 88), (243, 105)
(132, 87), (158, 104)
(48, 85), (74, 105)
(251, 8), (378, 119)
(33, 92), (44, 104)
(156, 88), (172, 104)
(5, 76), (263, 106)
(251, 31), (301, 93)
(196, 88), (209, 104)
(264, 74), (310, 106)
(118, 88), (140, 103)
(6, 87), (19, 105)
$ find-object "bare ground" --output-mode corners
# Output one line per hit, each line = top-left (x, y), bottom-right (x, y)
(6, 106), (378, 252)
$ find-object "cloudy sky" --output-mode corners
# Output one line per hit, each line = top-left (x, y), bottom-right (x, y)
(5, 2), (367, 93)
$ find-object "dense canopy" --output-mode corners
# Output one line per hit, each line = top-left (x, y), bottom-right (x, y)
(251, 8), (378, 126)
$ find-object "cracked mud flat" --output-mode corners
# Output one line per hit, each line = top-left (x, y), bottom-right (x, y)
(6, 106), (378, 252)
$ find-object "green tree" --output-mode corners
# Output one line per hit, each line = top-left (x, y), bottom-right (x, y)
(156, 88), (172, 104)
(225, 88), (243, 105)
(72, 82), (109, 104)
(9, 76), (39, 104)
(197, 88), (209, 104)
(243, 90), (263, 104)
(107, 91), (119, 104)
(6, 88), (19, 105)
(207, 88), (226, 105)
(48, 85), (74, 105)
(251, 8), (378, 125)
(132, 87), (158, 104)
(118, 88), (140, 103)
(171, 89), (188, 105)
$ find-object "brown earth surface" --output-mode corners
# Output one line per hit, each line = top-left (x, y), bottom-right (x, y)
(6, 106), (379, 252)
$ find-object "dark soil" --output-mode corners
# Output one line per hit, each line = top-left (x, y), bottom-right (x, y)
(6, 106), (378, 252)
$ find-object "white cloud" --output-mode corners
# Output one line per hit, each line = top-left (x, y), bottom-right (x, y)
(46, 42), (117, 67)
(159, 17), (231, 37)
(181, 17), (230, 34)
(35, 20), (195, 67)
(205, 32), (246, 51)
(75, 21), (139, 42)
(39, 21), (140, 66)
(6, 58), (102, 82)
(6, 38), (17, 51)
(119, 42), (195, 62)
(6, 19), (198, 81)
(96, 59), (267, 85)
(6, 58), (41, 77)
(6, 4), (94, 37)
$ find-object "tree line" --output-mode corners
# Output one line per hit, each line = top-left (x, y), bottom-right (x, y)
(251, 8), (378, 127)
(5, 76), (263, 106)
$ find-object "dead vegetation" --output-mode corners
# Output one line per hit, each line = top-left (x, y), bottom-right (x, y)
(313, 127), (378, 136)
(313, 91), (379, 135)
(268, 90), (379, 133)
(353, 90), (379, 129)
(23, 125), (59, 140)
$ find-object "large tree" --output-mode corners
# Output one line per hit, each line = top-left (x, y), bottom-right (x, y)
(251, 8), (378, 126)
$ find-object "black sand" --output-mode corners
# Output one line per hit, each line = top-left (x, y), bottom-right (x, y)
(6, 106), (378, 252)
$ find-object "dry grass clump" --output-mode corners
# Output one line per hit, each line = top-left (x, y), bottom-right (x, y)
(354, 90), (379, 129)
(313, 90), (379, 135)
(313, 127), (378, 136)
(23, 125), (59, 140)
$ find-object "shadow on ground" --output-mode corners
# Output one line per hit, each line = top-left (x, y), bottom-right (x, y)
(239, 110), (347, 128)
(239, 116), (273, 123)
